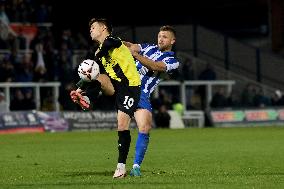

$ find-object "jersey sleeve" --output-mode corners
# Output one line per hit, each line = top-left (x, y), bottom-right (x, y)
(163, 57), (180, 73)
(138, 43), (147, 52)
(138, 43), (153, 54)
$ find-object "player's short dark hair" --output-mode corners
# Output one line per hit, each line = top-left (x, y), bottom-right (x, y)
(89, 18), (113, 34)
(160, 25), (176, 38)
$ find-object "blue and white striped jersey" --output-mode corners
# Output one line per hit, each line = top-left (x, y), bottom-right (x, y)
(136, 43), (180, 99)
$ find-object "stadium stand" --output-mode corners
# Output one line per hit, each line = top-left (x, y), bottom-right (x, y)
(1, 0), (284, 128)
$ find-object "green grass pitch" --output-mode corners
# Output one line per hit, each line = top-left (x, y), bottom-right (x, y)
(0, 127), (284, 189)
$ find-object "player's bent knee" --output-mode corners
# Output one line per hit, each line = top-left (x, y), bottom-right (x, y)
(138, 124), (152, 133)
(96, 74), (115, 96)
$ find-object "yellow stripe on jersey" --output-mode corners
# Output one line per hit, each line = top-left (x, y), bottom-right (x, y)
(101, 43), (141, 86)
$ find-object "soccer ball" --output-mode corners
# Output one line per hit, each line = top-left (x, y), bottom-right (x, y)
(78, 59), (100, 81)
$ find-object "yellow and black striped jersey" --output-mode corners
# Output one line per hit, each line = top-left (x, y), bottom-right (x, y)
(96, 36), (141, 87)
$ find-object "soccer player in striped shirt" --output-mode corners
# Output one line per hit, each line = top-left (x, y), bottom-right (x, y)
(124, 25), (180, 176)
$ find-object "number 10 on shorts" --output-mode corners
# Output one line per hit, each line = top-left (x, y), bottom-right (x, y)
(123, 96), (134, 109)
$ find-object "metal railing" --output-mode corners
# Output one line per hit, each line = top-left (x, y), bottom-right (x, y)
(0, 82), (61, 112)
(153, 80), (236, 111)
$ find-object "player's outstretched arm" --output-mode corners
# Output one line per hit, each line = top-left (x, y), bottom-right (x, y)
(133, 52), (166, 72)
(123, 41), (140, 53)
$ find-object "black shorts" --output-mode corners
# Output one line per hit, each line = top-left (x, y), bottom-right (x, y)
(112, 80), (141, 117)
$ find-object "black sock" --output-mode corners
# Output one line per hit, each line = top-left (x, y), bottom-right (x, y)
(117, 130), (131, 164)
(85, 80), (101, 106)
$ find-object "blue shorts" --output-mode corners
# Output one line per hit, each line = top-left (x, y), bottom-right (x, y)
(137, 91), (152, 112)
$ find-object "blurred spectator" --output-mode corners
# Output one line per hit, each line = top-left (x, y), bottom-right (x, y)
(197, 63), (217, 110)
(154, 104), (171, 128)
(57, 42), (73, 84)
(0, 2), (17, 37)
(15, 53), (34, 82)
(210, 87), (228, 108)
(181, 58), (194, 80)
(271, 90), (284, 106)
(0, 2), (9, 24)
(0, 56), (15, 82)
(198, 63), (216, 80)
(60, 29), (75, 49)
(35, 43), (45, 67)
(33, 43), (47, 81)
(16, 28), (27, 49)
(189, 89), (202, 110)
(0, 2), (17, 49)
(10, 89), (25, 110)
(241, 84), (256, 107)
(13, 0), (32, 23)
(172, 102), (184, 116)
(30, 28), (58, 81)
(35, 2), (50, 23)
(33, 65), (47, 82)
(7, 46), (21, 65)
(22, 89), (36, 110)
(227, 90), (241, 108)
(0, 91), (7, 112)
(253, 88), (271, 107)
(41, 89), (55, 111)
(156, 88), (173, 110)
(6, 0), (52, 23)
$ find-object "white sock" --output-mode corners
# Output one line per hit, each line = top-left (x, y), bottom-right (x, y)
(117, 163), (125, 169)
(133, 164), (140, 169)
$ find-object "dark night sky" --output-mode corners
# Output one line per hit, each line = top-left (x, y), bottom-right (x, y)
(51, 0), (268, 36)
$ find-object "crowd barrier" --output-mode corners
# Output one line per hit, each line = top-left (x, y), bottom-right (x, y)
(1, 108), (284, 134)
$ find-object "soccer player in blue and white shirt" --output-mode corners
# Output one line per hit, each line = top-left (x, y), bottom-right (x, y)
(124, 25), (180, 176)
